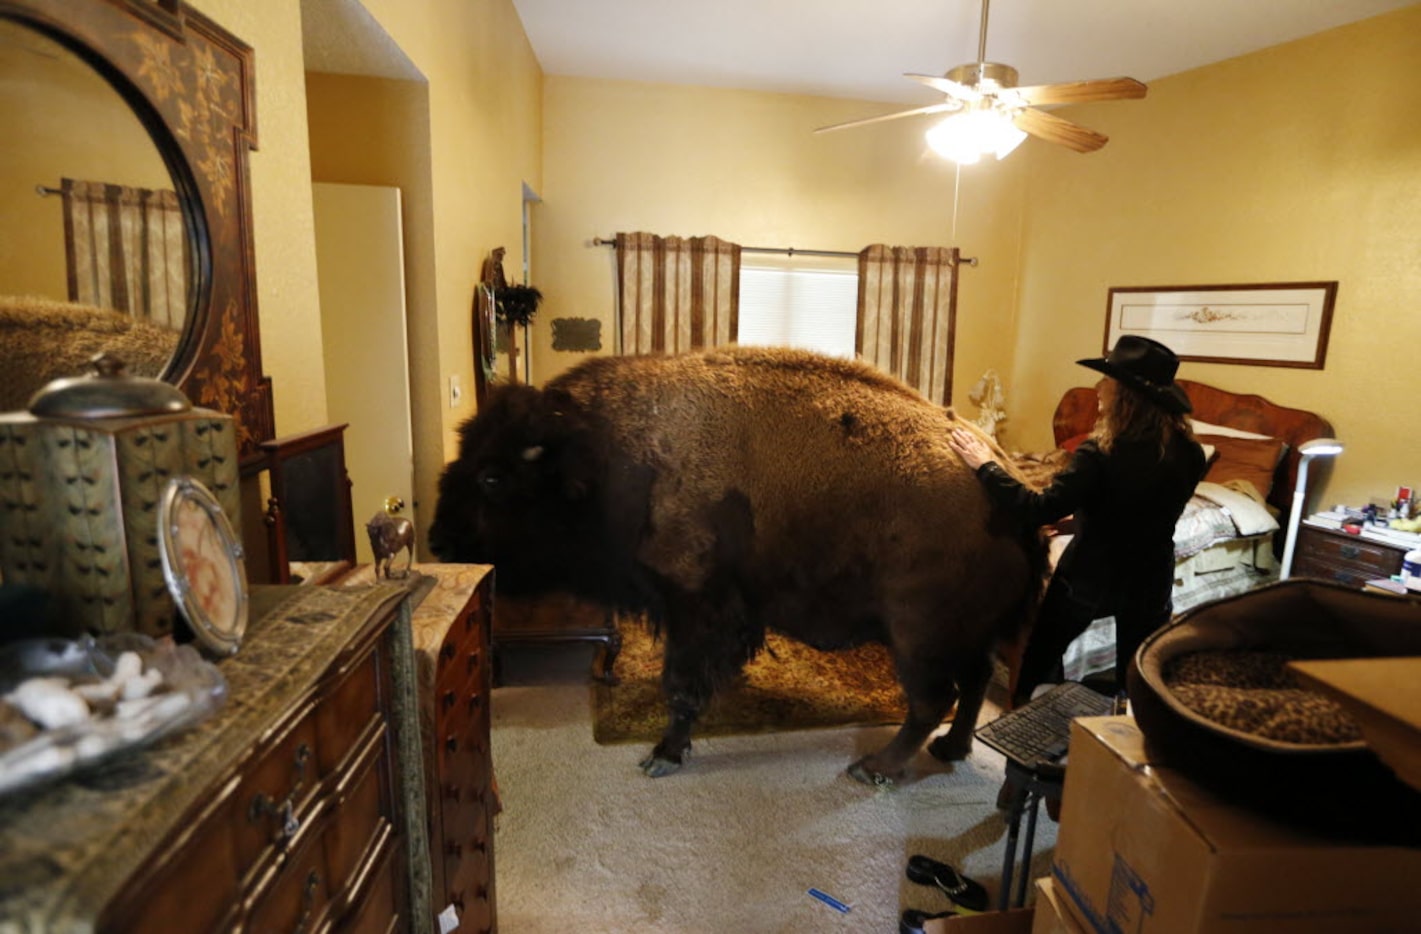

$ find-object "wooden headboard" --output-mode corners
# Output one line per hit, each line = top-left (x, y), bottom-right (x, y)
(1051, 378), (1335, 518)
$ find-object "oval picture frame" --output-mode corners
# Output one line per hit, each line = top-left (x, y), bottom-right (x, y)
(158, 475), (249, 656)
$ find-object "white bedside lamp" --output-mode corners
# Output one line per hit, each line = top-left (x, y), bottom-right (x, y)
(1279, 438), (1345, 580)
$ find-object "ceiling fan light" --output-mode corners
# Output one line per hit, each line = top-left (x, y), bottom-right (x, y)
(993, 121), (1028, 158)
(926, 108), (1025, 165)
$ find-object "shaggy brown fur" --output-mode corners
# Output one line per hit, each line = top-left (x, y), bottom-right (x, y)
(0, 295), (179, 411)
(431, 346), (1044, 784)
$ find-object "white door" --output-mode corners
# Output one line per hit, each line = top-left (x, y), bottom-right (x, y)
(312, 183), (413, 565)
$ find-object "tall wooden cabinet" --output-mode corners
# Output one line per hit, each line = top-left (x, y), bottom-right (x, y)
(340, 563), (499, 933)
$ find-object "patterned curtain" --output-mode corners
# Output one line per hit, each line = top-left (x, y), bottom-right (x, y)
(856, 245), (962, 405)
(614, 232), (741, 354)
(61, 178), (189, 329)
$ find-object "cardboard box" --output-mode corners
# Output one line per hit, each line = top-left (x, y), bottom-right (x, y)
(926, 908), (1034, 933)
(1052, 716), (1421, 932)
(1032, 879), (1086, 934)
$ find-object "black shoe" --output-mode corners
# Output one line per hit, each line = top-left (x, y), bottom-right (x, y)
(905, 854), (990, 913)
(899, 908), (956, 934)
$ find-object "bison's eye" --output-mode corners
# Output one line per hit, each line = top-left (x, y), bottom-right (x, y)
(477, 466), (505, 499)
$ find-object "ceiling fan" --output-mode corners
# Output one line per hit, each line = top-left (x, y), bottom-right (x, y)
(815, 0), (1147, 161)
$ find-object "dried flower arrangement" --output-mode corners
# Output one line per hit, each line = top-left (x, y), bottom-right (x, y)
(494, 284), (543, 327)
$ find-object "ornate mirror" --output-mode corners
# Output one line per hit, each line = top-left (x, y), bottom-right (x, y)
(0, 0), (273, 463)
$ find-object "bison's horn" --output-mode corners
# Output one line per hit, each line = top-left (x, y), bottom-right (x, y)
(521, 445), (544, 461)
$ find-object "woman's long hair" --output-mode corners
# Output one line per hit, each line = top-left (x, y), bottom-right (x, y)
(1093, 380), (1193, 459)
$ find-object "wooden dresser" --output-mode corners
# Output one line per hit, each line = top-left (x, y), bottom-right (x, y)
(1292, 524), (1408, 588)
(0, 583), (433, 934)
(339, 564), (498, 934)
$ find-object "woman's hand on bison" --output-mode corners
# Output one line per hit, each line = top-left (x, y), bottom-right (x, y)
(948, 427), (996, 471)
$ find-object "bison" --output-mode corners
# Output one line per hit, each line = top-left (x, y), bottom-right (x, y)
(429, 346), (1042, 785)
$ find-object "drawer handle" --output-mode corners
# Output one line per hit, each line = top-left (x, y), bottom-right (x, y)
(467, 695), (482, 713)
(248, 742), (312, 846)
(444, 783), (461, 801)
(466, 650), (479, 673)
(446, 842), (463, 858)
(292, 869), (321, 934)
(443, 690), (457, 710)
(441, 643), (457, 661)
(1340, 544), (1361, 559)
(446, 735), (458, 753)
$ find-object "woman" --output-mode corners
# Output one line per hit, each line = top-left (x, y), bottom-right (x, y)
(948, 335), (1207, 707)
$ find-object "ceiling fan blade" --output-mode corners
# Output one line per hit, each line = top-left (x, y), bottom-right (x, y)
(1012, 77), (1147, 106)
(905, 72), (980, 101)
(1012, 108), (1108, 153)
(814, 101), (960, 134)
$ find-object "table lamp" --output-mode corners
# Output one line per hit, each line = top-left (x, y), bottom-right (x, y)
(1279, 438), (1345, 580)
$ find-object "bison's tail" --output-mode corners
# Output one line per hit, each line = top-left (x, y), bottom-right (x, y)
(995, 527), (1050, 649)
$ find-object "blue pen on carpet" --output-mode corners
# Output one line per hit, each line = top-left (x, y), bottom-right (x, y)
(808, 887), (851, 914)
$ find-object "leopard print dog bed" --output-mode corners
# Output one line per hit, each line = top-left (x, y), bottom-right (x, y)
(1162, 649), (1362, 745)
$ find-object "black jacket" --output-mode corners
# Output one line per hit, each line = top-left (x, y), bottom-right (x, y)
(977, 434), (1207, 615)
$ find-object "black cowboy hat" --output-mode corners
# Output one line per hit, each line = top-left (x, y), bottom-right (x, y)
(1077, 335), (1192, 414)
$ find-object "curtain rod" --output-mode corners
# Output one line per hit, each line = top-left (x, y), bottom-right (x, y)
(36, 184), (61, 197)
(592, 236), (977, 266)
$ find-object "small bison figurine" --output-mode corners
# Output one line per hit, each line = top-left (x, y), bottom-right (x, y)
(367, 511), (414, 579)
(429, 346), (1043, 785)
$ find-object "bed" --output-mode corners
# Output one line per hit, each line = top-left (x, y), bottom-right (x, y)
(1006, 378), (1336, 682)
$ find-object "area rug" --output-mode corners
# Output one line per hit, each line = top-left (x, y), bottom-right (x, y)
(592, 619), (909, 744)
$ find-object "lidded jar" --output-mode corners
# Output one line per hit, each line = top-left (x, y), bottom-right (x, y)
(0, 354), (241, 636)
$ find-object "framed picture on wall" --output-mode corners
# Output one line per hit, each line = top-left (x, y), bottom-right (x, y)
(1105, 282), (1338, 368)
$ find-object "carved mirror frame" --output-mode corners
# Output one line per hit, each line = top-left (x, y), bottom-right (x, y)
(2, 0), (273, 463)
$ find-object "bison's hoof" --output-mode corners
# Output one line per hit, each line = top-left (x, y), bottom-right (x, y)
(846, 757), (898, 788)
(927, 734), (972, 762)
(638, 753), (683, 778)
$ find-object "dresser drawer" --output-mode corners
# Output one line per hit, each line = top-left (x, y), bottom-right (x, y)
(104, 781), (244, 934)
(246, 811), (334, 934)
(1295, 527), (1405, 587)
(322, 725), (395, 904)
(342, 839), (404, 934)
(235, 706), (323, 879)
(318, 638), (389, 775)
(1298, 528), (1403, 570)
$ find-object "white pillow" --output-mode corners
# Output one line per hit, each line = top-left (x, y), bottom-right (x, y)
(1189, 418), (1274, 441)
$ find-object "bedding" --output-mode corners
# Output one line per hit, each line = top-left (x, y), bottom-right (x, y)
(1004, 379), (1333, 684)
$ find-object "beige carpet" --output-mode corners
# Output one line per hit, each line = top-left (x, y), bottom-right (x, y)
(489, 645), (1058, 933)
(592, 620), (908, 744)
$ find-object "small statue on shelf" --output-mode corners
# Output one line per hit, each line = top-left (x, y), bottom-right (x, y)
(367, 496), (414, 580)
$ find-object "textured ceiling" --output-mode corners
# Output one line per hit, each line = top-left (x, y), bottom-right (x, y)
(508, 0), (1417, 105)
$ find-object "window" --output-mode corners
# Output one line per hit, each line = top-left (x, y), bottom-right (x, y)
(736, 253), (857, 359)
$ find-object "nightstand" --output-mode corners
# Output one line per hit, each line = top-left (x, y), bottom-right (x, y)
(1292, 524), (1407, 588)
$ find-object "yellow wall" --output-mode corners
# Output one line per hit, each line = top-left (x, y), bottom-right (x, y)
(181, 0), (542, 545)
(1012, 5), (1421, 507)
(188, 0), (330, 435)
(0, 22), (177, 303)
(321, 0), (543, 535)
(179, 0), (1416, 520)
(531, 77), (1027, 406)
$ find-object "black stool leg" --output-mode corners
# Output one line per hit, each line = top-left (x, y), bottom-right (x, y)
(998, 761), (1031, 911)
(1016, 785), (1043, 908)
